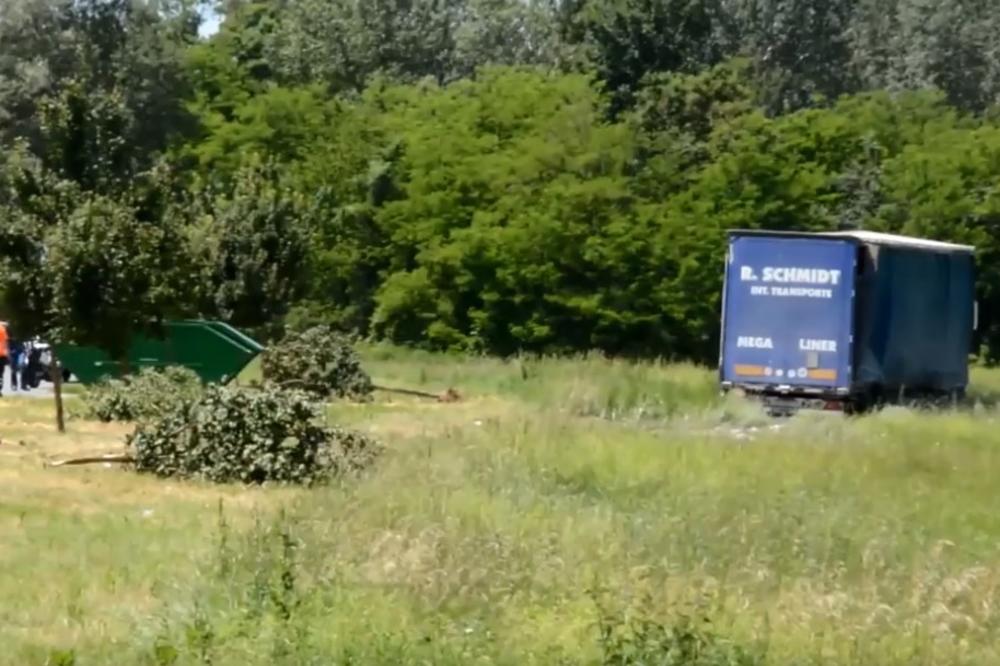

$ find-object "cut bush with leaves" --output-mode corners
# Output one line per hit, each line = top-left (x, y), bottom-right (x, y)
(260, 326), (373, 400)
(83, 366), (204, 422)
(129, 384), (380, 484)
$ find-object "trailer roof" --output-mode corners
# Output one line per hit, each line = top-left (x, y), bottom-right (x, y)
(728, 229), (975, 254)
(826, 230), (974, 253)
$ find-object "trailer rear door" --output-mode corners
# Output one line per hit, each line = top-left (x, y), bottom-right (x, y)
(720, 235), (856, 392)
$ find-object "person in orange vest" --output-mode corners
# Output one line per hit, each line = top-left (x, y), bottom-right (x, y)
(0, 321), (8, 397)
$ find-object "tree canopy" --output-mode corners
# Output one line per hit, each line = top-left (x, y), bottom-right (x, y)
(2, 0), (1000, 363)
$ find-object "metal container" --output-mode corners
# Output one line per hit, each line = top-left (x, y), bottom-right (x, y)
(54, 320), (264, 385)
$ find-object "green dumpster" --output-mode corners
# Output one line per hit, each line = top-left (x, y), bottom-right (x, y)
(55, 320), (264, 385)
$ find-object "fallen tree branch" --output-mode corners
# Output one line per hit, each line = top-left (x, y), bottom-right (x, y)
(48, 454), (135, 467)
(272, 378), (461, 402)
(373, 385), (461, 402)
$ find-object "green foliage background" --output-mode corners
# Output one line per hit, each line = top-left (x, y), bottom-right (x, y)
(2, 0), (1000, 361)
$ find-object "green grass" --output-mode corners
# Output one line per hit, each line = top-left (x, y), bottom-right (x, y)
(4, 349), (1000, 664)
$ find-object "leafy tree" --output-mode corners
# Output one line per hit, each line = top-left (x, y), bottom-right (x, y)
(0, 152), (191, 359)
(236, 0), (568, 92)
(0, 0), (199, 192)
(0, 145), (81, 339)
(209, 0), (287, 83)
(0, 0), (69, 143)
(732, 0), (857, 113)
(182, 4), (265, 121)
(572, 0), (739, 113)
(356, 69), (684, 355)
(189, 161), (311, 338)
(848, 0), (1000, 112)
(0, 149), (192, 429)
(46, 195), (189, 360)
(264, 0), (464, 90)
(180, 84), (336, 179)
(282, 94), (394, 332)
(629, 59), (757, 199)
(451, 0), (567, 76)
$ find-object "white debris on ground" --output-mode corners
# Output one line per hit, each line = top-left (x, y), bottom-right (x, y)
(717, 422), (786, 441)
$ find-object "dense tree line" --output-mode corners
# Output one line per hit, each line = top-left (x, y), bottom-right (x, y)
(2, 0), (1000, 363)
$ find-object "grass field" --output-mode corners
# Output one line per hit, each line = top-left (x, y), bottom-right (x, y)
(3, 348), (1000, 664)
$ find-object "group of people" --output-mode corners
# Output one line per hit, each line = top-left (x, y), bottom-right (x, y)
(0, 321), (41, 396)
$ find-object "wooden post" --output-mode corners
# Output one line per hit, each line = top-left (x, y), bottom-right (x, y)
(52, 351), (65, 434)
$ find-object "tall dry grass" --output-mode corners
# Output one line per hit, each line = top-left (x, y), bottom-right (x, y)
(3, 349), (1000, 664)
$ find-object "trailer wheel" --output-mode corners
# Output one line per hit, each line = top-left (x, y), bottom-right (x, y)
(845, 388), (880, 416)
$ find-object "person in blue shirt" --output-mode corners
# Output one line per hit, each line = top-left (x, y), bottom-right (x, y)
(8, 339), (27, 391)
(17, 341), (30, 392)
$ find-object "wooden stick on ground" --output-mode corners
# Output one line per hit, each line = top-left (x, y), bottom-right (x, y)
(277, 379), (461, 402)
(373, 385), (461, 402)
(47, 454), (135, 467)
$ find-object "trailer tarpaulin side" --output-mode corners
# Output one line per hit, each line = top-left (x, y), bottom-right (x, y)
(853, 244), (974, 392)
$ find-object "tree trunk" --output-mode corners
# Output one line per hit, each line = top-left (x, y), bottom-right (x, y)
(53, 351), (65, 434)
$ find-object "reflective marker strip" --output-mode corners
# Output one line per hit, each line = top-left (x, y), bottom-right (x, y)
(734, 364), (766, 377)
(807, 369), (837, 381)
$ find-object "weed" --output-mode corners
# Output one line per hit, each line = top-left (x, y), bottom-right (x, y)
(184, 604), (214, 664)
(44, 650), (76, 666)
(594, 592), (764, 666)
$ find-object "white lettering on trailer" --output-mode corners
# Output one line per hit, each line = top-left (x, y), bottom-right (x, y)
(738, 265), (842, 299)
(760, 267), (841, 286)
(737, 336), (774, 349)
(799, 339), (837, 352)
(769, 286), (834, 299)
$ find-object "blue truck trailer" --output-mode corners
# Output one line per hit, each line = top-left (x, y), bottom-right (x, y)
(719, 230), (976, 415)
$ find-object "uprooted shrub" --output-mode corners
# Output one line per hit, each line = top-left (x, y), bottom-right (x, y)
(129, 384), (380, 484)
(83, 366), (204, 422)
(260, 326), (373, 401)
